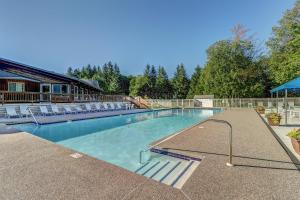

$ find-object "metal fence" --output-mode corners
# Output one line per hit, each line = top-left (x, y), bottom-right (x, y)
(146, 98), (300, 125)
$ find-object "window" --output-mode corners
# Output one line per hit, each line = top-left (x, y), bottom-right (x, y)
(61, 84), (69, 94)
(8, 82), (25, 92)
(52, 84), (69, 94)
(52, 84), (61, 94)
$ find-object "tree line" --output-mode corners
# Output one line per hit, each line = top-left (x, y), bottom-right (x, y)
(66, 0), (300, 99)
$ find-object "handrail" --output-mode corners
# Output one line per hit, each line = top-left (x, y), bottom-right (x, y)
(27, 107), (39, 126)
(201, 119), (233, 167)
(139, 118), (234, 167)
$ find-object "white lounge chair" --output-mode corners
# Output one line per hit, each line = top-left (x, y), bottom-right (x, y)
(116, 102), (123, 110)
(40, 106), (52, 116)
(20, 105), (31, 117)
(85, 103), (94, 112)
(102, 103), (110, 111)
(5, 107), (19, 118)
(109, 102), (116, 110)
(130, 104), (135, 109)
(94, 103), (103, 111)
(51, 104), (63, 115)
(288, 101), (294, 109)
(73, 105), (85, 113)
(63, 105), (76, 114)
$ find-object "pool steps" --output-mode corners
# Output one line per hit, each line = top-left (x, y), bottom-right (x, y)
(135, 154), (200, 189)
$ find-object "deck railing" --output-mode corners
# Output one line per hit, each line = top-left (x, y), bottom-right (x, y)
(0, 91), (126, 104)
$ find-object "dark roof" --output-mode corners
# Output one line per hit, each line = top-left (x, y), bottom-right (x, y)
(0, 58), (102, 91)
(0, 70), (40, 82)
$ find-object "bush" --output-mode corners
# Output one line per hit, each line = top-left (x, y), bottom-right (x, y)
(256, 106), (265, 113)
(266, 112), (281, 125)
(287, 129), (300, 140)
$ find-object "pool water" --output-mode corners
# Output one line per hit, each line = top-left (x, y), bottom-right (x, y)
(13, 108), (221, 171)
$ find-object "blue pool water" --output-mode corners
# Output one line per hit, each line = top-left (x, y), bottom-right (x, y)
(13, 108), (221, 171)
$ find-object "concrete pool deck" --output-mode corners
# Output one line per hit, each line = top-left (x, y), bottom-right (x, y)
(0, 108), (299, 199)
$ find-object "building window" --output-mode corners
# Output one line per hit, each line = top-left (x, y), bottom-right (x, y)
(52, 84), (69, 94)
(8, 82), (25, 92)
(61, 84), (69, 94)
(52, 84), (61, 94)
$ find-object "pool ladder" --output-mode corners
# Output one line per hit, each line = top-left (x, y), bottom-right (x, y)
(27, 107), (39, 126)
(139, 119), (233, 167)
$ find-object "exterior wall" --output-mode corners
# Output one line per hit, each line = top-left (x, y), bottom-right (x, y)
(0, 79), (39, 92)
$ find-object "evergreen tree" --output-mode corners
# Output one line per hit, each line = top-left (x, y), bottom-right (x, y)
(187, 65), (203, 98)
(156, 66), (172, 99)
(172, 64), (190, 99)
(66, 67), (73, 77)
(149, 65), (157, 98)
(266, 0), (300, 85)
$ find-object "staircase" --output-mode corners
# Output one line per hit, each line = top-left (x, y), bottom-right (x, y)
(135, 153), (201, 189)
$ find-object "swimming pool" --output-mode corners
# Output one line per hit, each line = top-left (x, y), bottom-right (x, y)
(13, 108), (221, 171)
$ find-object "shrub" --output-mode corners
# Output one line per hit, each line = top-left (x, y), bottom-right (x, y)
(287, 129), (300, 140)
(256, 106), (265, 113)
(266, 112), (281, 125)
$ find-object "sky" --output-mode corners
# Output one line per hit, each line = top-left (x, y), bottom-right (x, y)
(0, 0), (296, 77)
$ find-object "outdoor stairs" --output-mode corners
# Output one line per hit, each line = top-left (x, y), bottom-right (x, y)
(135, 148), (201, 189)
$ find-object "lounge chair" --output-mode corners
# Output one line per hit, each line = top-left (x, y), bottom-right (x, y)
(102, 103), (111, 111)
(109, 102), (116, 110)
(63, 105), (76, 114)
(5, 106), (19, 118)
(94, 103), (103, 111)
(50, 104), (63, 115)
(116, 102), (124, 110)
(20, 105), (31, 117)
(40, 106), (52, 116)
(288, 101), (294, 109)
(85, 103), (94, 112)
(73, 105), (85, 113)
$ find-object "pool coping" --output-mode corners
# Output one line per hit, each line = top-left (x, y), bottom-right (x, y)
(5, 107), (222, 126)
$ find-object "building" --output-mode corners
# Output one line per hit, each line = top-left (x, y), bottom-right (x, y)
(0, 58), (102, 103)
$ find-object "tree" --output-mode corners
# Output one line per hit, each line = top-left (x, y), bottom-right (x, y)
(172, 64), (190, 99)
(187, 65), (203, 98)
(149, 65), (157, 98)
(266, 0), (300, 85)
(66, 67), (73, 77)
(201, 34), (265, 98)
(129, 76), (148, 97)
(156, 66), (172, 98)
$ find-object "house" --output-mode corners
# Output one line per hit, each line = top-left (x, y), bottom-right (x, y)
(0, 58), (102, 103)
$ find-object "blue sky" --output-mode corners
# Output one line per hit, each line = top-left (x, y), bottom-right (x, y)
(0, 0), (295, 76)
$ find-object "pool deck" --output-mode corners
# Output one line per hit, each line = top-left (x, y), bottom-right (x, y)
(0, 108), (299, 199)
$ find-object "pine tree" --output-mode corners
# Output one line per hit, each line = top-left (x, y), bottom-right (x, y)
(156, 66), (172, 98)
(187, 65), (203, 98)
(172, 64), (190, 99)
(66, 67), (73, 77)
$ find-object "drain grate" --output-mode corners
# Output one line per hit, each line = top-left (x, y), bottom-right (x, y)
(70, 153), (82, 158)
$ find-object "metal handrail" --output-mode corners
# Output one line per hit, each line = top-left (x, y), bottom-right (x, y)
(27, 107), (39, 126)
(201, 119), (233, 167)
(139, 118), (234, 167)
